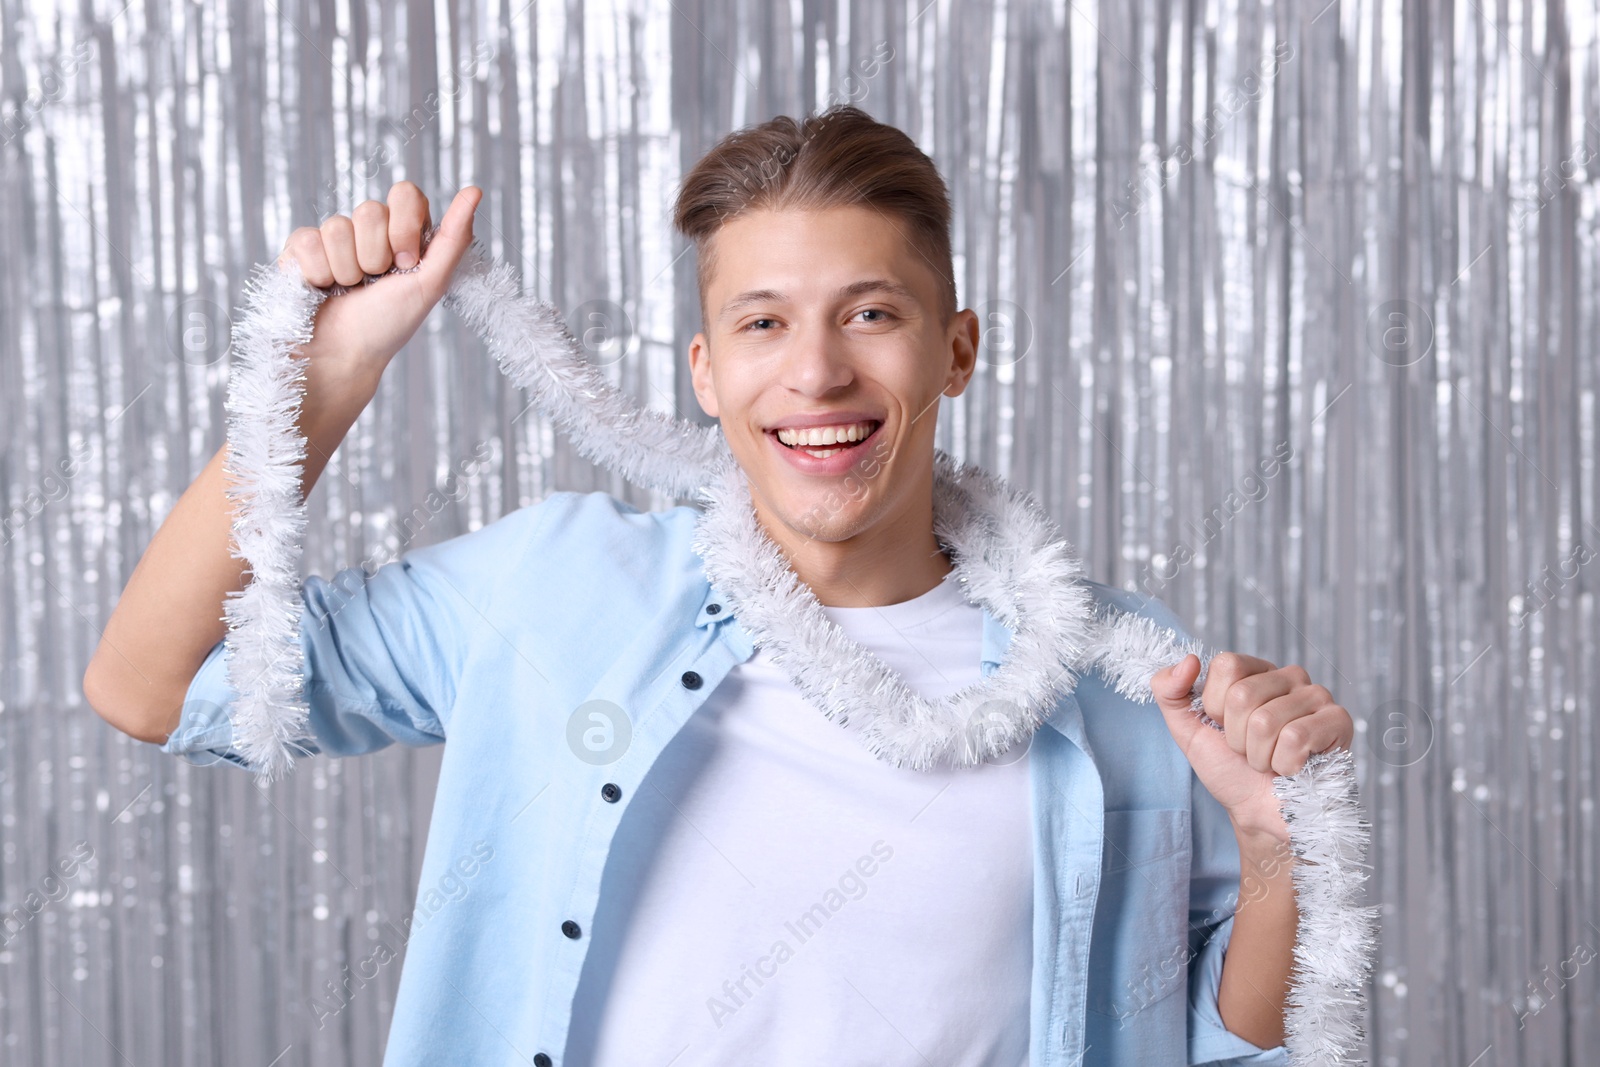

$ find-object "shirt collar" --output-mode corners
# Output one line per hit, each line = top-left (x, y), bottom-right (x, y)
(694, 580), (729, 629)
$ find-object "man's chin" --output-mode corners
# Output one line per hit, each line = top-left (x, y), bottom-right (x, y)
(745, 473), (876, 544)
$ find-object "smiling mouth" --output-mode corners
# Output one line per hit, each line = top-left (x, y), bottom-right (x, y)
(769, 420), (883, 458)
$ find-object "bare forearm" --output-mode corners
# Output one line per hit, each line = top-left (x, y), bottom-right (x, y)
(1216, 830), (1299, 1049)
(85, 351), (383, 742)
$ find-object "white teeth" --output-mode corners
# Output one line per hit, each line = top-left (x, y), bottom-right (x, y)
(775, 420), (878, 448)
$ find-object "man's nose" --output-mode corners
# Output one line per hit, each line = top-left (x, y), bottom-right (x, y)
(781, 324), (855, 395)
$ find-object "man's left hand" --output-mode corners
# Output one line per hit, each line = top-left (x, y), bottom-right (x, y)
(1150, 653), (1354, 844)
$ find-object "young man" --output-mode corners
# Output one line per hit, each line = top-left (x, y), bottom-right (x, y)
(86, 107), (1351, 1065)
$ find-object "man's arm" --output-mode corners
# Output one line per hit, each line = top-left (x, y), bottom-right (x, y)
(1184, 750), (1291, 1067)
(1130, 589), (1346, 1062)
(1152, 641), (1354, 1060)
(1217, 830), (1298, 1047)
(83, 364), (380, 742)
(84, 182), (483, 743)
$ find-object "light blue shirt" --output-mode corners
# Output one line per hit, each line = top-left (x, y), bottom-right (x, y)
(164, 489), (1290, 1066)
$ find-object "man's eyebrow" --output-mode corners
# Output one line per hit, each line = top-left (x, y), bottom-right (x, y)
(717, 279), (921, 321)
(718, 288), (785, 320)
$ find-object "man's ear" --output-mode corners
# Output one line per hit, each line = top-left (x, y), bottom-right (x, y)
(688, 331), (720, 418)
(942, 308), (981, 398)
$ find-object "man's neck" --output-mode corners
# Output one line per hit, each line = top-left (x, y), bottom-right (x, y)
(749, 486), (954, 608)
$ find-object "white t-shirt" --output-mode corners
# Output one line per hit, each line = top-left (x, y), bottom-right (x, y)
(566, 570), (1034, 1066)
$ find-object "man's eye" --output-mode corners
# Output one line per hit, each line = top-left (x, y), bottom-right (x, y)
(744, 317), (778, 331)
(856, 308), (893, 323)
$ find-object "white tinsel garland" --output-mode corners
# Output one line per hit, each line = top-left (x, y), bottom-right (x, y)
(214, 258), (322, 778)
(687, 449), (1102, 771)
(216, 231), (1377, 1065)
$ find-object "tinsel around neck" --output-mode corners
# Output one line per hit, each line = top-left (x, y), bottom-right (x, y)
(687, 450), (1100, 771)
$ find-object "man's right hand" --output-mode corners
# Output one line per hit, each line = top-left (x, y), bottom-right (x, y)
(277, 181), (482, 376)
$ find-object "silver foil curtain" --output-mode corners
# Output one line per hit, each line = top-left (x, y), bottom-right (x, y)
(1, 0), (1596, 1064)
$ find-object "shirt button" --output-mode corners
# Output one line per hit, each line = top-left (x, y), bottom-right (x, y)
(562, 920), (582, 939)
(1075, 872), (1092, 898)
(534, 1055), (553, 1067)
(705, 603), (721, 615)
(680, 670), (702, 690)
(600, 783), (622, 803)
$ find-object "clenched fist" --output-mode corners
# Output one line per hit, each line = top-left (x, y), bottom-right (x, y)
(277, 181), (482, 375)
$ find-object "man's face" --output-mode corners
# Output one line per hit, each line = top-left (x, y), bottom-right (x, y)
(688, 204), (978, 546)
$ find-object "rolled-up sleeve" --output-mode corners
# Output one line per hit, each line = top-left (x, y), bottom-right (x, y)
(1187, 884), (1290, 1064)
(161, 497), (553, 769)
